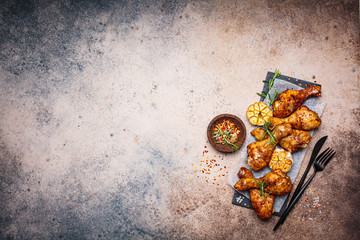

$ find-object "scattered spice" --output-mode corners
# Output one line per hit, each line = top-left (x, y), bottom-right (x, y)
(294, 188), (331, 222)
(190, 146), (228, 189)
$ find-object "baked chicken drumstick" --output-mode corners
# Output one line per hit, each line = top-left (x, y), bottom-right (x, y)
(247, 123), (292, 171)
(270, 106), (321, 131)
(272, 85), (321, 117)
(251, 128), (311, 153)
(235, 168), (293, 195)
(237, 167), (275, 220)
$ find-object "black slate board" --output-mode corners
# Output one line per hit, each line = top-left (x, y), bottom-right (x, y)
(231, 71), (321, 217)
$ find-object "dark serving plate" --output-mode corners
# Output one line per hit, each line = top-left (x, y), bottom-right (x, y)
(207, 114), (246, 153)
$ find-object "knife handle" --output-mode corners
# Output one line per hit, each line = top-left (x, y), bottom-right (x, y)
(289, 168), (310, 204)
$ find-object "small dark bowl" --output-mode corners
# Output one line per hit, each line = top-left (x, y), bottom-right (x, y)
(207, 114), (246, 153)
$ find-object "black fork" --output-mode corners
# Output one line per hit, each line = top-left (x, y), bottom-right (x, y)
(274, 148), (336, 231)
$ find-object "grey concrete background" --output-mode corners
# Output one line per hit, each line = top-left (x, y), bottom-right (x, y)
(0, 0), (359, 239)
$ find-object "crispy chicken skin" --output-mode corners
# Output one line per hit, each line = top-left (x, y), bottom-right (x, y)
(251, 128), (311, 153)
(272, 85), (321, 118)
(234, 168), (293, 196)
(237, 167), (275, 220)
(278, 130), (311, 153)
(247, 123), (292, 171)
(270, 106), (321, 131)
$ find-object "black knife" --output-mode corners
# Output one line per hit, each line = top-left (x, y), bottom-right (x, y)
(279, 135), (328, 225)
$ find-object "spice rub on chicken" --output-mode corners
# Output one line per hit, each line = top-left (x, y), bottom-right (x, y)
(270, 106), (321, 131)
(272, 85), (321, 118)
(247, 123), (292, 171)
(251, 127), (311, 153)
(235, 167), (293, 196)
(237, 167), (275, 220)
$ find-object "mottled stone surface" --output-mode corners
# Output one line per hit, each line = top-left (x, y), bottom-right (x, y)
(0, 0), (359, 239)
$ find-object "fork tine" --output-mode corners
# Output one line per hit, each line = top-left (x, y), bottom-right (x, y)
(316, 148), (331, 164)
(323, 150), (336, 165)
(316, 147), (330, 160)
(317, 148), (333, 165)
(323, 151), (336, 167)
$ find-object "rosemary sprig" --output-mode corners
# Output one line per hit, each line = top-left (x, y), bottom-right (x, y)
(213, 127), (239, 152)
(260, 119), (277, 146)
(269, 89), (280, 106)
(257, 68), (281, 105)
(254, 177), (270, 199)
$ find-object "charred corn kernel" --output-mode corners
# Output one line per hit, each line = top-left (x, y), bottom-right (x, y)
(269, 148), (293, 173)
(246, 102), (273, 126)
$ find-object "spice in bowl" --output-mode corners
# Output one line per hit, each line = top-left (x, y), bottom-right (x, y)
(212, 119), (241, 151)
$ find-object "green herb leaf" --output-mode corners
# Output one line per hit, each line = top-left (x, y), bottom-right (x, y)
(254, 177), (270, 199)
(212, 123), (239, 152)
(257, 93), (267, 98)
(262, 119), (277, 146)
(257, 68), (281, 104)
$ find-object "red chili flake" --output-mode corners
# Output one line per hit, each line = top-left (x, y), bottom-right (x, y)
(315, 206), (319, 209)
(224, 166), (226, 169)
(204, 146), (207, 148)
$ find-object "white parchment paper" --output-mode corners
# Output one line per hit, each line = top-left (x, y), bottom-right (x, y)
(227, 79), (326, 212)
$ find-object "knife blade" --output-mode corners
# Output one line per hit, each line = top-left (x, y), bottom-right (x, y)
(279, 135), (328, 225)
